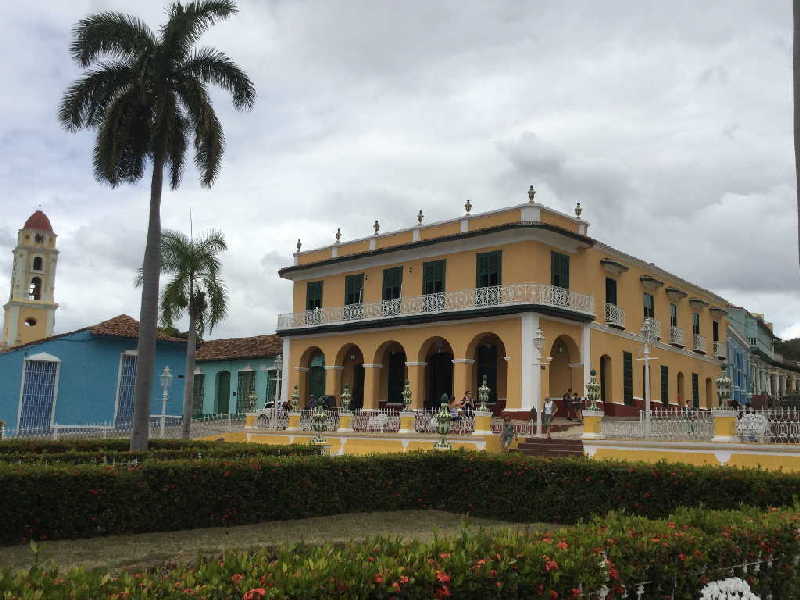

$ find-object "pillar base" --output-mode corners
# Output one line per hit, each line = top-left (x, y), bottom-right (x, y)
(711, 409), (738, 443)
(244, 413), (258, 430)
(472, 410), (493, 435)
(337, 413), (354, 433)
(581, 409), (604, 440)
(398, 411), (415, 433)
(286, 411), (301, 432)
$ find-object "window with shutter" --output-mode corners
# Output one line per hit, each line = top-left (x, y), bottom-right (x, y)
(422, 260), (446, 312)
(550, 252), (570, 289)
(344, 274), (364, 305)
(693, 313), (701, 335)
(623, 351), (633, 405)
(382, 267), (403, 301)
(670, 303), (678, 327)
(306, 281), (323, 310)
(660, 365), (669, 406)
(605, 278), (617, 305)
(692, 373), (699, 408)
(643, 293), (655, 319)
(476, 251), (502, 288)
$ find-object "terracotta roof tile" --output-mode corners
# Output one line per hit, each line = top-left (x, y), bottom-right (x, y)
(90, 314), (186, 343)
(23, 210), (54, 234)
(196, 335), (281, 361)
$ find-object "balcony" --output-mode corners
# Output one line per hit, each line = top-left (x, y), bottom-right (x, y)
(604, 303), (625, 328)
(278, 283), (595, 331)
(713, 341), (726, 359)
(693, 334), (706, 354)
(641, 317), (661, 340)
(669, 326), (684, 346)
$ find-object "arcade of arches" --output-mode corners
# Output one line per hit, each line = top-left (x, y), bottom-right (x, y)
(285, 315), (726, 415)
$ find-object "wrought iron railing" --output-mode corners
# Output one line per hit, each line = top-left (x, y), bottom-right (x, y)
(641, 317), (661, 340)
(299, 409), (339, 432)
(669, 325), (684, 346)
(490, 418), (535, 437)
(414, 409), (475, 435)
(602, 409), (712, 441)
(352, 408), (400, 432)
(713, 340), (726, 359)
(255, 408), (289, 430)
(278, 283), (594, 329)
(604, 303), (624, 328)
(737, 408), (800, 443)
(694, 334), (706, 353)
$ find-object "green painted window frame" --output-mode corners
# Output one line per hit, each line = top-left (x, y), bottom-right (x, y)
(306, 281), (323, 310)
(693, 312), (701, 335)
(344, 274), (364, 305)
(422, 260), (446, 295)
(643, 293), (655, 319)
(692, 373), (699, 408)
(382, 267), (403, 301)
(550, 252), (570, 289)
(476, 251), (502, 288)
(623, 351), (633, 405)
(605, 277), (617, 306)
(670, 303), (678, 327)
(660, 365), (669, 406)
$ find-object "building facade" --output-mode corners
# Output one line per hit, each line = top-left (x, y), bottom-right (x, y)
(2, 211), (59, 347)
(0, 315), (186, 433)
(194, 335), (282, 415)
(275, 192), (729, 419)
(726, 324), (750, 406)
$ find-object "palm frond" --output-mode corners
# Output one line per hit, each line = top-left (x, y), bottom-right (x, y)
(92, 88), (150, 185)
(160, 277), (190, 327)
(71, 12), (156, 67)
(161, 1), (238, 61)
(202, 274), (228, 333)
(181, 47), (255, 110)
(166, 107), (189, 190)
(58, 61), (135, 131)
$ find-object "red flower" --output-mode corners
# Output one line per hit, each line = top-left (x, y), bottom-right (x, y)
(439, 552), (451, 559)
(556, 541), (568, 550)
(545, 559), (559, 572)
(434, 585), (452, 598)
(435, 571), (451, 583)
(88, 489), (99, 495)
(678, 553), (687, 561)
(231, 574), (244, 585)
(374, 574), (384, 584)
(243, 589), (266, 600)
(550, 591), (559, 599)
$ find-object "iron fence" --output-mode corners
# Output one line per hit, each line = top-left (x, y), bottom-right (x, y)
(601, 409), (713, 441)
(352, 408), (400, 432)
(737, 407), (800, 444)
(414, 409), (475, 435)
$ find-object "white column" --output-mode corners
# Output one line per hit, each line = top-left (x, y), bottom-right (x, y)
(581, 323), (591, 395)
(520, 312), (539, 411)
(280, 337), (290, 405)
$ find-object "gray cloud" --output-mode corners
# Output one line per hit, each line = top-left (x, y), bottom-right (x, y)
(0, 0), (798, 339)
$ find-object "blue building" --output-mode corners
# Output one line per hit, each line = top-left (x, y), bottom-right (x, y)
(726, 324), (750, 406)
(194, 335), (282, 415)
(0, 315), (186, 434)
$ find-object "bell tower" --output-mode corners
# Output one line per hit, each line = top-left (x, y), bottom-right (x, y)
(2, 211), (59, 347)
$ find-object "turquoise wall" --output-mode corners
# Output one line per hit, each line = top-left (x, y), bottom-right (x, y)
(0, 330), (186, 429)
(195, 356), (280, 415)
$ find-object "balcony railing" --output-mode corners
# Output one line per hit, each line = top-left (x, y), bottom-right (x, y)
(693, 334), (706, 353)
(669, 326), (684, 346)
(641, 317), (661, 340)
(278, 283), (595, 330)
(604, 303), (624, 328)
(713, 341), (726, 359)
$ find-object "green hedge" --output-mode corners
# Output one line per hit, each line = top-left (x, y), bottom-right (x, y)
(0, 438), (236, 454)
(0, 444), (319, 465)
(2, 452), (800, 545)
(2, 506), (799, 598)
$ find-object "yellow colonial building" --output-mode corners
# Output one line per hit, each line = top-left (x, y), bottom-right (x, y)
(276, 189), (728, 422)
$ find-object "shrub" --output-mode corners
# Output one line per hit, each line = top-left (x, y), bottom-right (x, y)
(1, 507), (798, 598)
(2, 452), (800, 545)
(0, 439), (241, 454)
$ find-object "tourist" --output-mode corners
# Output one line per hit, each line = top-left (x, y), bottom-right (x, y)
(501, 415), (516, 452)
(462, 391), (475, 415)
(572, 391), (582, 422)
(543, 397), (557, 439)
(562, 389), (572, 420)
(448, 394), (463, 419)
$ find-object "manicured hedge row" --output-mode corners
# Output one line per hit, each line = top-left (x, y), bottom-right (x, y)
(0, 438), (234, 454)
(2, 506), (799, 599)
(0, 444), (319, 465)
(2, 452), (800, 545)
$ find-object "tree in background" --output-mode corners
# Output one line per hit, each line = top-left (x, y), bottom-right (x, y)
(58, 1), (254, 449)
(140, 229), (228, 438)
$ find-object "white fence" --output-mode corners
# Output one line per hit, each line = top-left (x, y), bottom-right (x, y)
(490, 418), (536, 437)
(737, 408), (800, 444)
(0, 415), (187, 441)
(414, 409), (475, 435)
(602, 409), (713, 441)
(352, 408), (400, 433)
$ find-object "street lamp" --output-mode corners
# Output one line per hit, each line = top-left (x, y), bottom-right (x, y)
(716, 366), (732, 408)
(478, 374), (491, 412)
(160, 366), (173, 439)
(341, 383), (353, 413)
(639, 318), (659, 435)
(586, 369), (601, 411)
(533, 327), (550, 436)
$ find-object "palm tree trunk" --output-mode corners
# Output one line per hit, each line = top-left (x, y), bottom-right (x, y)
(794, 0), (800, 269)
(182, 309), (197, 439)
(130, 156), (164, 451)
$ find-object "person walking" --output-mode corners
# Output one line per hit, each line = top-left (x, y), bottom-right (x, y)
(543, 397), (557, 439)
(562, 389), (572, 420)
(501, 415), (516, 452)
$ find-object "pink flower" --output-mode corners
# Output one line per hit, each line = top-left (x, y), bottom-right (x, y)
(435, 571), (451, 584)
(231, 574), (244, 585)
(243, 589), (266, 600)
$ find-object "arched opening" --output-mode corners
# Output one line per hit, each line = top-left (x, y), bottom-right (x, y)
(467, 333), (507, 410)
(298, 346), (326, 408)
(374, 341), (407, 407)
(24, 317), (37, 327)
(216, 370), (231, 414)
(336, 343), (364, 409)
(677, 372), (685, 407)
(32, 257), (43, 271)
(28, 277), (41, 301)
(419, 336), (453, 409)
(705, 377), (713, 408)
(548, 335), (580, 416)
(600, 354), (612, 404)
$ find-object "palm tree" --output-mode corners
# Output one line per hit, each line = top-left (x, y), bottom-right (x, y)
(795, 0), (800, 269)
(58, 1), (255, 450)
(140, 229), (228, 439)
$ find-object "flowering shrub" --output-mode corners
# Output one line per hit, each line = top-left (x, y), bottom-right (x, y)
(0, 438), (220, 454)
(0, 506), (797, 598)
(2, 451), (800, 544)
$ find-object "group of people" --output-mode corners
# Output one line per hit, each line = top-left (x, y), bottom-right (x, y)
(447, 391), (476, 418)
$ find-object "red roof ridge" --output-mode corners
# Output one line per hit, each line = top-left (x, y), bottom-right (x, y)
(23, 210), (54, 234)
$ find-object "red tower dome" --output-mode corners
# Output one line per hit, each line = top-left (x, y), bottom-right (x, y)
(23, 210), (54, 234)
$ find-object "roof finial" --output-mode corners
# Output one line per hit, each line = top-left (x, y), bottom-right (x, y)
(528, 185), (536, 204)
(575, 201), (583, 219)
(373, 220), (380, 235)
(335, 227), (341, 244)
(296, 238), (302, 253)
(465, 199), (472, 215)
(417, 210), (424, 225)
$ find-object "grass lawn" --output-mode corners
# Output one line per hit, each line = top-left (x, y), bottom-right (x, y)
(0, 511), (549, 573)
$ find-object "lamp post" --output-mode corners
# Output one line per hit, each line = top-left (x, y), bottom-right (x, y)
(716, 366), (732, 408)
(401, 380), (412, 411)
(433, 402), (453, 450)
(341, 383), (353, 413)
(586, 369), (601, 411)
(638, 318), (659, 435)
(478, 375), (491, 412)
(160, 366), (172, 439)
(533, 327), (549, 436)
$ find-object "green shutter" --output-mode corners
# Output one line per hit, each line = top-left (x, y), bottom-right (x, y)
(605, 278), (617, 305)
(344, 274), (364, 305)
(660, 366), (669, 406)
(476, 251), (501, 288)
(306, 281), (323, 310)
(382, 267), (403, 301)
(692, 373), (699, 408)
(423, 260), (446, 294)
(623, 351), (633, 405)
(551, 252), (569, 289)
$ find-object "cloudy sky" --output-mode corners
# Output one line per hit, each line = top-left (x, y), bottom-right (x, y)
(1, 0), (798, 339)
